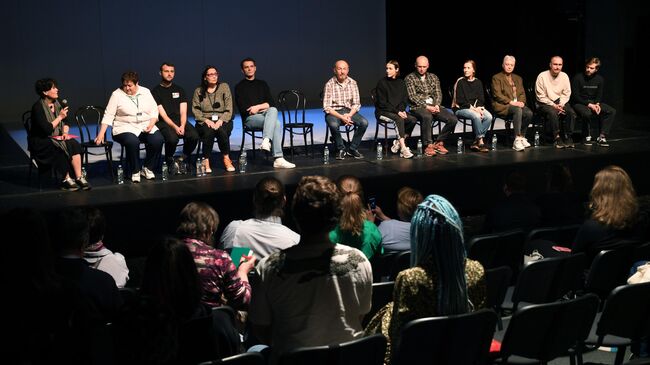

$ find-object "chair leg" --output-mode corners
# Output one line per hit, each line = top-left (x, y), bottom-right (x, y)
(309, 128), (314, 158)
(289, 129), (294, 160)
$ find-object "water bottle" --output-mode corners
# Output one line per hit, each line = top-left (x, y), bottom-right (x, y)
(116, 164), (124, 184)
(323, 145), (330, 165)
(491, 134), (498, 150)
(162, 162), (168, 181)
(457, 137), (463, 154)
(376, 142), (383, 160)
(81, 166), (87, 180)
(239, 150), (247, 173)
(534, 131), (540, 147)
(195, 158), (202, 177)
(416, 139), (423, 157)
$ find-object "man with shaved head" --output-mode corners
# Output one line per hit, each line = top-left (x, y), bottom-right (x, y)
(404, 56), (458, 156)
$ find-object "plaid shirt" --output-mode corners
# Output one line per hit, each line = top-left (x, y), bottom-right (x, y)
(404, 72), (443, 109)
(323, 76), (361, 113)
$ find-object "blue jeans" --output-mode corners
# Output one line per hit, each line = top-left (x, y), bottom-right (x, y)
(244, 107), (284, 158)
(325, 107), (368, 151)
(455, 108), (492, 139)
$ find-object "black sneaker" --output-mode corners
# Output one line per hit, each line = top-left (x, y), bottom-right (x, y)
(583, 137), (593, 146)
(347, 148), (364, 159)
(554, 138), (566, 149)
(336, 149), (346, 160)
(597, 136), (610, 147)
(76, 177), (91, 191)
(564, 136), (575, 148)
(61, 178), (80, 191)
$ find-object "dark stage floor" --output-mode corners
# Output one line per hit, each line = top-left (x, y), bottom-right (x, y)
(2, 124), (649, 256)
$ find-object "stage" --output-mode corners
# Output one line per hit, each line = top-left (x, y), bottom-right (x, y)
(2, 109), (649, 257)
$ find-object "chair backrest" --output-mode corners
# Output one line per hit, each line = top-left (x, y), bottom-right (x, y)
(199, 352), (266, 365)
(633, 241), (650, 263)
(75, 105), (105, 144)
(584, 246), (636, 300)
(468, 229), (525, 282)
(510, 255), (568, 310)
(362, 281), (395, 327)
(499, 294), (599, 363)
(278, 90), (307, 126)
(594, 282), (650, 342)
(525, 224), (581, 247)
(392, 309), (498, 365)
(278, 333), (387, 365)
(22, 110), (33, 148)
(370, 252), (398, 282)
(485, 266), (512, 313)
(389, 251), (411, 281)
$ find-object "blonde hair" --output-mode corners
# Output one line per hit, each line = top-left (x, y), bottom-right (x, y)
(396, 187), (424, 221)
(590, 165), (638, 229)
(336, 175), (366, 236)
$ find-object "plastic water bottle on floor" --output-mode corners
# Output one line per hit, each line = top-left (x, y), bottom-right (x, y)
(534, 131), (540, 147)
(416, 139), (423, 157)
(81, 166), (87, 180)
(457, 137), (463, 154)
(376, 142), (383, 160)
(162, 162), (168, 181)
(239, 150), (247, 173)
(323, 145), (330, 165)
(116, 164), (124, 184)
(491, 134), (498, 150)
(196, 158), (202, 177)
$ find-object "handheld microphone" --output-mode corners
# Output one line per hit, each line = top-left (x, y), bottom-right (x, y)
(60, 99), (69, 108)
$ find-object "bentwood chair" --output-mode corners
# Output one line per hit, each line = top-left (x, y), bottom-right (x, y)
(278, 89), (314, 158)
(75, 105), (114, 179)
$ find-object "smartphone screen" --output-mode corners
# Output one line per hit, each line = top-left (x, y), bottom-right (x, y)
(368, 197), (376, 210)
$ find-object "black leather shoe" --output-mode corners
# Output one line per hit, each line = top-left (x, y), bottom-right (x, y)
(61, 178), (80, 191)
(348, 149), (364, 159)
(76, 177), (91, 191)
(336, 149), (346, 160)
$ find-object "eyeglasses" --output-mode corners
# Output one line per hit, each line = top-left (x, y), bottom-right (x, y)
(206, 72), (218, 77)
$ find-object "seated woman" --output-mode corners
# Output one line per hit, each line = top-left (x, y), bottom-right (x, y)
(95, 71), (164, 182)
(375, 60), (417, 158)
(365, 194), (487, 364)
(30, 78), (90, 190)
(329, 175), (383, 260)
(191, 65), (235, 173)
(176, 202), (255, 310)
(452, 60), (493, 152)
(375, 186), (424, 253)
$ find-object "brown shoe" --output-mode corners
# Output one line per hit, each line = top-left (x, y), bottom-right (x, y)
(478, 144), (490, 153)
(202, 158), (212, 173)
(434, 141), (448, 155)
(424, 143), (436, 156)
(223, 155), (235, 172)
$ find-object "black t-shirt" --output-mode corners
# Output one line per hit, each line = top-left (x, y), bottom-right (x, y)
(151, 83), (187, 125)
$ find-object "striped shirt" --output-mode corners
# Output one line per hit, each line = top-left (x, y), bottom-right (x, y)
(404, 72), (443, 109)
(323, 76), (361, 113)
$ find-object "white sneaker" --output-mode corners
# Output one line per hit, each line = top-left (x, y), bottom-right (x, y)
(260, 138), (271, 152)
(141, 167), (155, 180)
(390, 139), (400, 154)
(522, 137), (531, 148)
(273, 157), (295, 169)
(400, 146), (414, 159)
(131, 172), (141, 183)
(512, 137), (525, 152)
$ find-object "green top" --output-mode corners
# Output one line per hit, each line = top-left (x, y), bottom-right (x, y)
(329, 220), (383, 259)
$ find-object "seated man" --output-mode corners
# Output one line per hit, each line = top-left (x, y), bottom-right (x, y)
(249, 175), (372, 361)
(235, 58), (295, 169)
(220, 176), (300, 259)
(570, 57), (616, 147)
(323, 60), (369, 160)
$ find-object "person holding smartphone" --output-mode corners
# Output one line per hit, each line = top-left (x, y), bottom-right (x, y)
(374, 187), (424, 253)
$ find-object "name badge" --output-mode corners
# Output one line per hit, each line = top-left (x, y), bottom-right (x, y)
(211, 114), (219, 121)
(172, 92), (180, 99)
(136, 112), (143, 117)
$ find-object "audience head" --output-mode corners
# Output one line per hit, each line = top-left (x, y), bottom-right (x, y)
(410, 194), (468, 315)
(504, 170), (527, 195)
(546, 164), (574, 192)
(336, 175), (366, 236)
(292, 175), (341, 235)
(34, 78), (58, 98)
(396, 187), (424, 222)
(589, 165), (638, 230)
(141, 236), (202, 320)
(253, 176), (286, 219)
(86, 207), (106, 246)
(49, 207), (90, 255)
(177, 202), (220, 245)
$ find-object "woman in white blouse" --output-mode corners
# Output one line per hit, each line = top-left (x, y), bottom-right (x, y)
(95, 71), (164, 182)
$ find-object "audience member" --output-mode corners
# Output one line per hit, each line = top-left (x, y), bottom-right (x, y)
(249, 175), (372, 362)
(483, 171), (541, 233)
(491, 55), (534, 151)
(221, 176), (300, 259)
(30, 78), (90, 190)
(405, 55), (458, 156)
(82, 207), (129, 288)
(570, 57), (616, 147)
(535, 164), (587, 226)
(452, 60), (493, 152)
(374, 60), (417, 158)
(323, 60), (369, 160)
(374, 187), (424, 253)
(235, 58), (296, 169)
(329, 175), (383, 259)
(191, 65), (235, 172)
(96, 71), (164, 182)
(177, 202), (255, 310)
(151, 62), (199, 173)
(365, 194), (487, 364)
(535, 56), (577, 148)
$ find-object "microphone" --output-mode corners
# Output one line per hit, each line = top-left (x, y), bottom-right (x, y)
(60, 99), (69, 108)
